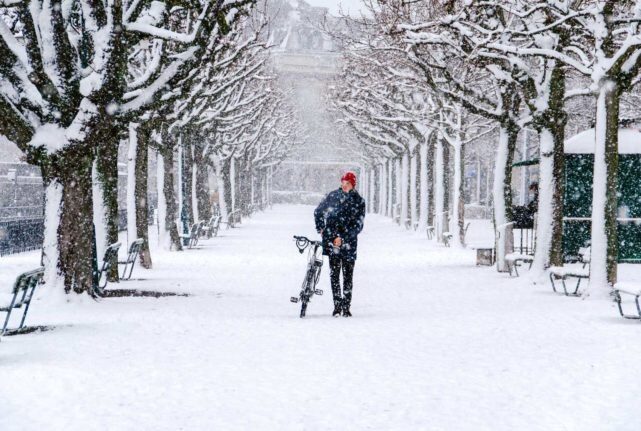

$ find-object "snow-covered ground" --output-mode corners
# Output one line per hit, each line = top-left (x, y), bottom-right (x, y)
(1, 205), (640, 431)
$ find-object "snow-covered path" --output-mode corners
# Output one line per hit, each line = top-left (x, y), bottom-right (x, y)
(1, 205), (640, 431)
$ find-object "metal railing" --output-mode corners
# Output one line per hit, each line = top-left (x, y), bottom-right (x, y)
(0, 218), (44, 256)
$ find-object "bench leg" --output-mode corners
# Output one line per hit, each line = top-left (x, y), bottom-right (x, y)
(573, 277), (582, 295)
(560, 278), (569, 296)
(549, 273), (559, 294)
(98, 271), (108, 289)
(120, 263), (130, 280)
(126, 259), (136, 280)
(614, 291), (641, 319)
(2, 292), (19, 335)
(18, 285), (38, 329)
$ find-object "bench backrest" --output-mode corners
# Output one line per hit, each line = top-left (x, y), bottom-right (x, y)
(128, 238), (144, 254)
(578, 246), (591, 264)
(12, 267), (45, 295)
(102, 242), (122, 271)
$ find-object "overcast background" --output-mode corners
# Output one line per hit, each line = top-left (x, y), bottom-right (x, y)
(306, 0), (367, 15)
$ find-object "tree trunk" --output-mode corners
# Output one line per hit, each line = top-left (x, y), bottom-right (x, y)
(443, 141), (450, 219)
(395, 157), (402, 224)
(369, 168), (376, 215)
(213, 155), (230, 224)
(427, 134), (435, 227)
(401, 151), (409, 228)
(194, 146), (211, 222)
(182, 139), (195, 225)
(388, 160), (392, 217)
(588, 79), (620, 292)
(418, 139), (429, 231)
(530, 63), (567, 274)
(435, 133), (445, 241)
(162, 146), (183, 251)
(452, 141), (465, 247)
(409, 150), (418, 230)
(156, 149), (169, 249)
(57, 147), (96, 293)
(94, 128), (120, 282)
(378, 164), (385, 215)
(494, 123), (519, 272)
(127, 123), (138, 246)
(135, 126), (152, 269)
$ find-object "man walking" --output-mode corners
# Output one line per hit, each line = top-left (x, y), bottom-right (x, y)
(314, 172), (365, 317)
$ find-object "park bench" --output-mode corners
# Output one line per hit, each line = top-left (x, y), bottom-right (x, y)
(180, 222), (202, 248)
(505, 253), (534, 277)
(223, 210), (241, 229)
(441, 223), (469, 248)
(96, 242), (122, 290)
(119, 239), (144, 280)
(1, 267), (44, 336)
(392, 204), (401, 224)
(200, 215), (221, 239)
(612, 282), (641, 320)
(426, 225), (435, 240)
(548, 246), (590, 296)
(442, 232), (453, 247)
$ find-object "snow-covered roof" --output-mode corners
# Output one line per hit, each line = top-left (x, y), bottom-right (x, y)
(565, 128), (641, 154)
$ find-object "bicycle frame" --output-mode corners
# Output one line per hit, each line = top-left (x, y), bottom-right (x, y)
(291, 236), (324, 317)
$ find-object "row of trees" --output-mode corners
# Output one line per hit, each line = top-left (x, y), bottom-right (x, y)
(0, 1), (301, 295)
(330, 0), (641, 293)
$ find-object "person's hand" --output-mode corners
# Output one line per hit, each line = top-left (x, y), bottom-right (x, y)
(333, 237), (342, 247)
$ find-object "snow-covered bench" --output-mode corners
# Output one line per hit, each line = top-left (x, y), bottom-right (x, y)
(548, 247), (590, 296)
(426, 226), (435, 240)
(221, 210), (241, 229)
(118, 239), (144, 280)
(200, 215), (221, 239)
(180, 223), (202, 248)
(96, 242), (122, 290)
(1, 267), (44, 336)
(506, 253), (534, 277)
(613, 282), (641, 320)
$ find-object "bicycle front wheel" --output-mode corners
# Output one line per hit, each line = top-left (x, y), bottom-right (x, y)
(300, 297), (308, 318)
(299, 268), (315, 318)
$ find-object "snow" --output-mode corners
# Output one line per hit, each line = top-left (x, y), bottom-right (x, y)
(614, 282), (641, 296)
(565, 127), (641, 154)
(29, 124), (68, 155)
(3, 205), (641, 430)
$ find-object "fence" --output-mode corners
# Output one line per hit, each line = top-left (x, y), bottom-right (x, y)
(0, 217), (44, 256)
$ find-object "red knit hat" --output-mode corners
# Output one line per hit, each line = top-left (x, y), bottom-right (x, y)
(341, 171), (357, 188)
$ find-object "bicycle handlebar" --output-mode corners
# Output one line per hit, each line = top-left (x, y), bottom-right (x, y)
(293, 235), (322, 254)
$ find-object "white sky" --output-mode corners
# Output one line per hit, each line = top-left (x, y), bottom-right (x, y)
(306, 0), (368, 16)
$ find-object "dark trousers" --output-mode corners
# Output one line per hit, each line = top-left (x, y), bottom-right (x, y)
(329, 255), (355, 308)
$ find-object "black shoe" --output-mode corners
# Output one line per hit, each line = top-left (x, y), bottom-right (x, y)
(342, 306), (352, 317)
(332, 305), (342, 317)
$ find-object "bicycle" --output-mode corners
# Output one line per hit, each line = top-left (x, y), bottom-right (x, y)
(290, 235), (324, 318)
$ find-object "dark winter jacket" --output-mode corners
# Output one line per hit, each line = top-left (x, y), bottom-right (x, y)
(314, 188), (366, 261)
